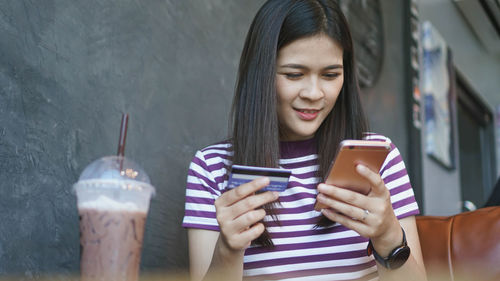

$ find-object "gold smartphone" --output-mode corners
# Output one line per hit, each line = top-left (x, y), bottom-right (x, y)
(314, 140), (391, 211)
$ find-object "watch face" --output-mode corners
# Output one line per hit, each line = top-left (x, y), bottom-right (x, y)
(339, 0), (384, 88)
(389, 246), (411, 269)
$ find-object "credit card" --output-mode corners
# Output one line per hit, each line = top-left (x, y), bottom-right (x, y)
(227, 164), (292, 192)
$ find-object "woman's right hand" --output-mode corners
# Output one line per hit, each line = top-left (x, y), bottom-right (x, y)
(214, 177), (279, 254)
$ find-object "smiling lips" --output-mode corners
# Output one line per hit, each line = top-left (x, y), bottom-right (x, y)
(295, 108), (320, 120)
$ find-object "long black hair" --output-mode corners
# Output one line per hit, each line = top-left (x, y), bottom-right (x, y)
(230, 0), (368, 246)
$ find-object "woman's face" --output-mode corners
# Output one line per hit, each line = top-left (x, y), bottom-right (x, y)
(276, 34), (344, 141)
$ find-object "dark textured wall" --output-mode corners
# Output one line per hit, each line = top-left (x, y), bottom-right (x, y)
(0, 0), (409, 279)
(362, 0), (408, 160)
(0, 0), (264, 278)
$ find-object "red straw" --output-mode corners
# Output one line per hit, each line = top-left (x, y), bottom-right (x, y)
(117, 113), (129, 157)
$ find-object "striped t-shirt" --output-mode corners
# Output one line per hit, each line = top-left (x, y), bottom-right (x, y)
(182, 134), (419, 280)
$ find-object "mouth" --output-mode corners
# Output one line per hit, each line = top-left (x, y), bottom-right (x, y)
(294, 108), (320, 120)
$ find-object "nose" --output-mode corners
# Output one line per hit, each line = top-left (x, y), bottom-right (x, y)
(299, 77), (324, 100)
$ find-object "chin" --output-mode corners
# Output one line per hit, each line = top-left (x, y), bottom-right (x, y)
(293, 130), (317, 140)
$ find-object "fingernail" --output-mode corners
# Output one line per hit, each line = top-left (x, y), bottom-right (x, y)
(356, 164), (367, 172)
(272, 191), (279, 198)
(318, 184), (326, 192)
(258, 177), (270, 185)
(317, 193), (324, 201)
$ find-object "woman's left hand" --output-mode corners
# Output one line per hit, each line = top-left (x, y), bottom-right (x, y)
(316, 164), (403, 256)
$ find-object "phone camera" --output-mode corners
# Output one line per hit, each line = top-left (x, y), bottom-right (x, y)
(349, 146), (354, 149)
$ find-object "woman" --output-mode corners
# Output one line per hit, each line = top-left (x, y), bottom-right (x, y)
(182, 0), (427, 280)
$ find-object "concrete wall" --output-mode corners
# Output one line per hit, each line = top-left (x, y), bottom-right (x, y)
(0, 0), (265, 277)
(418, 0), (500, 215)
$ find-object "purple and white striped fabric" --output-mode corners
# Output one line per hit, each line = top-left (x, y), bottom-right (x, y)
(182, 134), (419, 280)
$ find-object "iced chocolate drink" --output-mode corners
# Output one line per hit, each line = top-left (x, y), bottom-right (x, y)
(79, 196), (147, 281)
(74, 156), (155, 281)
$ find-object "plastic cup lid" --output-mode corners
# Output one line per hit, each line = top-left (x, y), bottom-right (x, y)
(75, 156), (155, 194)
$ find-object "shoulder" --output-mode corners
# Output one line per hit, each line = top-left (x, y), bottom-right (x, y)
(190, 140), (233, 172)
(198, 140), (232, 158)
(363, 132), (399, 152)
(362, 132), (392, 144)
(187, 141), (233, 190)
(363, 132), (404, 173)
(193, 140), (232, 163)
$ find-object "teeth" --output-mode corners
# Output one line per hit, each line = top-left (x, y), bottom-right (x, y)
(300, 110), (317, 114)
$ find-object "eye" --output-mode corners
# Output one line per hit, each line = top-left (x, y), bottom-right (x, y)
(322, 73), (341, 80)
(284, 73), (303, 80)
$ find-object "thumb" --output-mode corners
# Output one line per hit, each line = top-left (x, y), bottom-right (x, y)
(356, 164), (386, 195)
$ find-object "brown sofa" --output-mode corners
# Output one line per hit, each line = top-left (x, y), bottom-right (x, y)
(416, 206), (500, 281)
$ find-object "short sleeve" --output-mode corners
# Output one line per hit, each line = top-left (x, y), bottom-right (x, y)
(182, 150), (221, 231)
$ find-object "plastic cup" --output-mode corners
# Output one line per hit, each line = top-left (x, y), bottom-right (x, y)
(74, 156), (155, 281)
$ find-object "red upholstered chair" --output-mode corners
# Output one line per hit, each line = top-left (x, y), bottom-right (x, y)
(416, 206), (500, 281)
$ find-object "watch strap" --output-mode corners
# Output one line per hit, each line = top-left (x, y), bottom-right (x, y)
(366, 227), (411, 270)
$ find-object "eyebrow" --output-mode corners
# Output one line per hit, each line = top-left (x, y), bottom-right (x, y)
(279, 63), (343, 70)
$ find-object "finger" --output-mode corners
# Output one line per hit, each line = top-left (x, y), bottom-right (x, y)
(238, 222), (266, 247)
(219, 177), (271, 207)
(355, 164), (386, 195)
(230, 209), (267, 232)
(321, 208), (370, 236)
(229, 190), (279, 219)
(316, 193), (366, 220)
(222, 222), (266, 250)
(317, 183), (367, 207)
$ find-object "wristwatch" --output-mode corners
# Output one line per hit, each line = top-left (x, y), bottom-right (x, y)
(366, 227), (411, 270)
